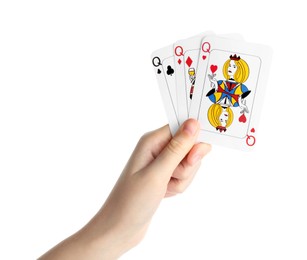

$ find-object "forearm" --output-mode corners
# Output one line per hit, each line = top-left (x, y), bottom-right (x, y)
(38, 173), (153, 260)
(38, 120), (209, 260)
(38, 212), (125, 260)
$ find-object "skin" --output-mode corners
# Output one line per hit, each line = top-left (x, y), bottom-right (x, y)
(39, 119), (211, 260)
(227, 60), (237, 78)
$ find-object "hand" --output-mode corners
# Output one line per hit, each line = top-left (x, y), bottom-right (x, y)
(239, 97), (249, 113)
(39, 119), (211, 260)
(208, 74), (217, 89)
(190, 75), (196, 84)
(208, 73), (216, 82)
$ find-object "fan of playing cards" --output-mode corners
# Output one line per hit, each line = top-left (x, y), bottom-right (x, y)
(151, 32), (272, 151)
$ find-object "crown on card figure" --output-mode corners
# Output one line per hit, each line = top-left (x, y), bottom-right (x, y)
(230, 54), (240, 61)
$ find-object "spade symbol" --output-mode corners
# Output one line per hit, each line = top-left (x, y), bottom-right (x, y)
(157, 68), (161, 74)
(166, 65), (174, 76)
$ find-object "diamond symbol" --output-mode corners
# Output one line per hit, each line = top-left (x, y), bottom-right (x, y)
(186, 56), (193, 67)
(177, 58), (182, 65)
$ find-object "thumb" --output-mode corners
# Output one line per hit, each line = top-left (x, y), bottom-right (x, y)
(148, 119), (200, 178)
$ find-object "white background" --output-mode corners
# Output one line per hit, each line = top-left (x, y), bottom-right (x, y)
(0, 1), (306, 259)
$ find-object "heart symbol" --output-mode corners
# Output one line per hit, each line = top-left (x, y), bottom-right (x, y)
(157, 69), (161, 74)
(202, 55), (207, 60)
(210, 65), (218, 74)
(251, 128), (255, 133)
(239, 113), (247, 123)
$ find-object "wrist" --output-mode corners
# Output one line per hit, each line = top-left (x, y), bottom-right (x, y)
(79, 207), (146, 259)
(78, 215), (125, 259)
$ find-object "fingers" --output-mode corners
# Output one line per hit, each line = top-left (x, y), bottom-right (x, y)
(172, 142), (211, 179)
(165, 162), (201, 197)
(124, 125), (172, 175)
(185, 142), (211, 166)
(166, 143), (211, 197)
(148, 119), (200, 181)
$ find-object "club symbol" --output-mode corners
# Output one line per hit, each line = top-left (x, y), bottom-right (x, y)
(166, 65), (174, 76)
(152, 56), (162, 75)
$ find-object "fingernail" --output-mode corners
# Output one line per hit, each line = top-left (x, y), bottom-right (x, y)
(182, 120), (199, 136)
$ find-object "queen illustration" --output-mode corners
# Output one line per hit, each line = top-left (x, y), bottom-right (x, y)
(206, 54), (251, 131)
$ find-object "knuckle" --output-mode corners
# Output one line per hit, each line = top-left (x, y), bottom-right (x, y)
(169, 178), (187, 194)
(139, 131), (154, 145)
(167, 137), (185, 157)
(179, 170), (191, 180)
(174, 182), (186, 194)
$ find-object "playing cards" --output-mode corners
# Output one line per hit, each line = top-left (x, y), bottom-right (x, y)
(152, 32), (272, 151)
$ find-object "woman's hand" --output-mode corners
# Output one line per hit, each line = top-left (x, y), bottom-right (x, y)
(39, 119), (211, 260)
